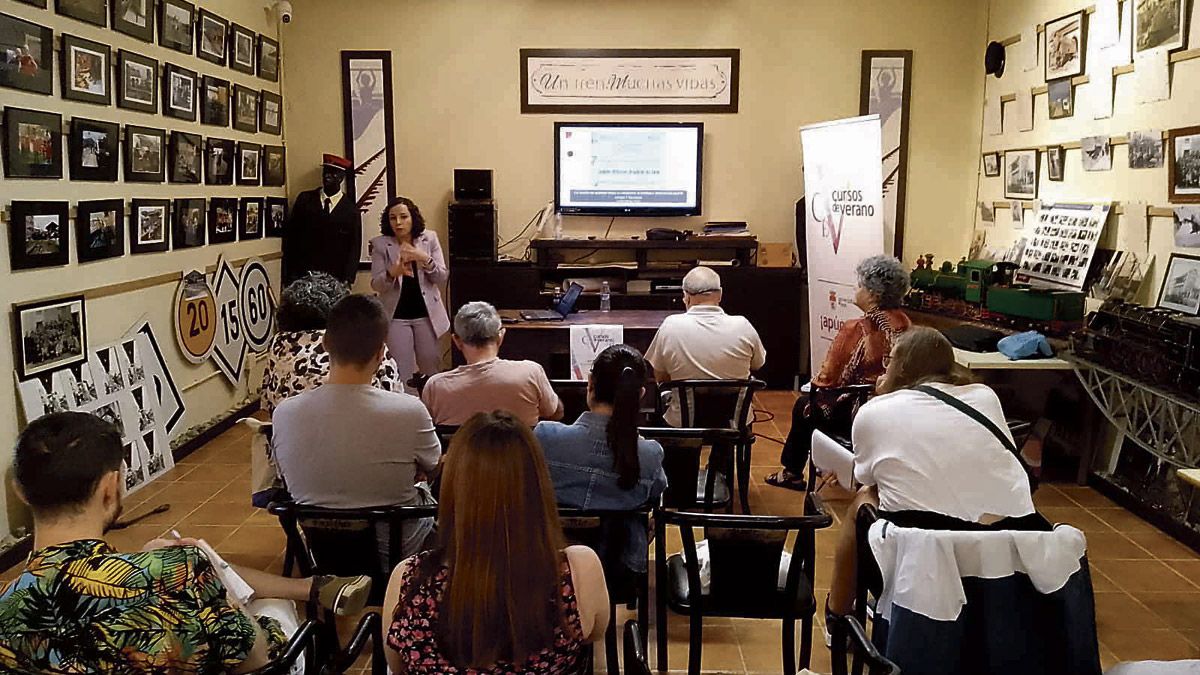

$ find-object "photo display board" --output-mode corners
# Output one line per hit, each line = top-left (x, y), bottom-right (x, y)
(1017, 202), (1112, 290)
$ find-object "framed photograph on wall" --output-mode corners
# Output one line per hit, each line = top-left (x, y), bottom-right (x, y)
(1045, 11), (1085, 82)
(343, 50), (397, 264)
(75, 198), (124, 262)
(168, 130), (201, 183)
(56, 0), (107, 27)
(112, 0), (152, 41)
(61, 34), (111, 105)
(1169, 125), (1200, 203)
(859, 49), (912, 258)
(157, 0), (193, 55)
(69, 117), (119, 181)
(205, 136), (233, 185)
(1003, 149), (1038, 200)
(208, 197), (237, 243)
(239, 197), (263, 240)
(172, 197), (205, 248)
(116, 50), (157, 112)
(124, 125), (164, 182)
(9, 201), (69, 270)
(265, 196), (287, 237)
(1047, 145), (1065, 181)
(260, 90), (282, 135)
(233, 84), (258, 132)
(236, 141), (260, 185)
(258, 35), (279, 82)
(1136, 0), (1189, 53)
(162, 63), (196, 121)
(3, 107), (62, 178)
(196, 9), (227, 65)
(1047, 79), (1073, 119)
(0, 13), (54, 95)
(983, 152), (1000, 177)
(128, 198), (169, 253)
(1157, 253), (1200, 315)
(229, 23), (254, 74)
(262, 144), (285, 186)
(13, 295), (87, 379)
(201, 75), (230, 126)
(1129, 129), (1164, 169)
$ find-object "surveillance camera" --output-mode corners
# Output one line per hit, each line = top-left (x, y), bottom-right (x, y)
(274, 0), (293, 24)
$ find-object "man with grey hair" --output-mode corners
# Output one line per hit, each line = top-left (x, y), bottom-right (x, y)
(421, 301), (563, 426)
(645, 266), (766, 426)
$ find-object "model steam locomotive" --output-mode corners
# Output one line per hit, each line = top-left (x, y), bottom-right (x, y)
(1072, 299), (1200, 401)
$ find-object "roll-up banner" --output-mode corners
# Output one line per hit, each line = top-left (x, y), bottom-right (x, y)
(799, 115), (886, 375)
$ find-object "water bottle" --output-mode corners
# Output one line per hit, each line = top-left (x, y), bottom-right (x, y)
(600, 281), (611, 312)
(553, 212), (564, 240)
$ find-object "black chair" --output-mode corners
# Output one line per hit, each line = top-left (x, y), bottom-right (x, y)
(623, 620), (652, 675)
(640, 427), (740, 511)
(654, 494), (833, 675)
(657, 379), (765, 513)
(244, 620), (319, 675)
(320, 611), (387, 675)
(434, 424), (460, 453)
(845, 616), (899, 675)
(551, 379), (591, 422)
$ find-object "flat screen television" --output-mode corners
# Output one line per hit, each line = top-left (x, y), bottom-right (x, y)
(555, 121), (703, 217)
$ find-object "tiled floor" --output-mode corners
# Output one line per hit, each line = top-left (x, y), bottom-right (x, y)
(7, 390), (1200, 673)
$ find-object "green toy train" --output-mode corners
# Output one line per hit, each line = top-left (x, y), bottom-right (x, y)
(906, 255), (1085, 334)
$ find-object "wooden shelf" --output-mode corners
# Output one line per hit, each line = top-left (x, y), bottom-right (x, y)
(529, 236), (757, 251)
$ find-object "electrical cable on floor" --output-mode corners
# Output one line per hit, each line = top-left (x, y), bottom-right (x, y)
(751, 409), (785, 445)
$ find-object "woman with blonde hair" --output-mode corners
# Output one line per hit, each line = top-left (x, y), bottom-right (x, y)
(382, 411), (609, 673)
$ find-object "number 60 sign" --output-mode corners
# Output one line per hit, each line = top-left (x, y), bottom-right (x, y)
(173, 257), (275, 385)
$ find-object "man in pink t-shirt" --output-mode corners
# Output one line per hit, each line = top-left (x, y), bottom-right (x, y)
(421, 302), (563, 426)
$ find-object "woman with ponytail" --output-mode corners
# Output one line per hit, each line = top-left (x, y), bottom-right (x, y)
(535, 344), (668, 576)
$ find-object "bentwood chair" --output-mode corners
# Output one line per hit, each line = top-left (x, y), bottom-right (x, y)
(845, 616), (900, 675)
(623, 620), (653, 675)
(320, 611), (388, 675)
(244, 620), (319, 675)
(639, 427), (740, 512)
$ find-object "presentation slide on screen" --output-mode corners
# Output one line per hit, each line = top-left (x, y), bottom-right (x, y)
(558, 126), (699, 210)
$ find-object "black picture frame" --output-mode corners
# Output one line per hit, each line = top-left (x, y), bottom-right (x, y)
(116, 50), (158, 113)
(236, 141), (260, 186)
(1168, 125), (1200, 204)
(239, 197), (264, 240)
(201, 75), (230, 127)
(1003, 148), (1039, 200)
(265, 196), (287, 237)
(233, 84), (258, 132)
(9, 201), (69, 270)
(124, 124), (164, 182)
(3, 107), (62, 178)
(162, 63), (196, 121)
(56, 0), (106, 27)
(60, 34), (111, 105)
(1047, 145), (1065, 182)
(259, 90), (282, 135)
(229, 22), (254, 74)
(342, 50), (396, 264)
(1047, 79), (1074, 120)
(195, 9), (227, 65)
(168, 130), (201, 183)
(0, 13), (54, 95)
(172, 197), (206, 248)
(262, 144), (285, 186)
(258, 35), (279, 82)
(13, 0), (49, 8)
(1044, 10), (1086, 83)
(128, 198), (169, 253)
(75, 198), (124, 262)
(13, 294), (88, 380)
(111, 0), (152, 41)
(208, 197), (237, 243)
(982, 152), (1000, 177)
(157, 0), (193, 55)
(1157, 252), (1200, 315)
(205, 136), (233, 185)
(69, 117), (119, 181)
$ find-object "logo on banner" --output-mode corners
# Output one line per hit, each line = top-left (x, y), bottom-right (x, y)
(811, 186), (874, 254)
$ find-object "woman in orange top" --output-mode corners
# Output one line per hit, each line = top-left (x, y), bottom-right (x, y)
(766, 255), (912, 490)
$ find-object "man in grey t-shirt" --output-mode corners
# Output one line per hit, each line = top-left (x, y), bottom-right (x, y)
(273, 294), (441, 561)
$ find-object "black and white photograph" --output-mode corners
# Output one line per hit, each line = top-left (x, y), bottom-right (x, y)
(1136, 0), (1188, 53)
(168, 130), (201, 183)
(3, 107), (62, 178)
(260, 91), (282, 135)
(117, 50), (157, 112)
(91, 401), (124, 433)
(1158, 253), (1200, 315)
(61, 35), (110, 105)
(201, 75), (230, 127)
(1129, 129), (1164, 169)
(158, 0), (193, 54)
(69, 117), (119, 181)
(1047, 145), (1065, 181)
(9, 201), (69, 270)
(237, 141), (260, 185)
(125, 125), (164, 182)
(13, 295), (87, 379)
(1175, 206), (1200, 248)
(983, 152), (999, 177)
(75, 198), (124, 262)
(197, 9), (227, 65)
(112, 0), (151, 41)
(239, 197), (263, 240)
(56, 0), (107, 27)
(0, 13), (54, 95)
(208, 197), (237, 243)
(205, 136), (233, 185)
(266, 196), (287, 237)
(258, 35), (279, 82)
(1081, 135), (1113, 172)
(233, 84), (258, 132)
(230, 22), (254, 74)
(1169, 125), (1200, 203)
(1045, 11), (1086, 82)
(262, 144), (285, 186)
(1004, 149), (1038, 200)
(173, 197), (205, 248)
(1047, 79), (1073, 119)
(163, 63), (196, 121)
(129, 198), (169, 253)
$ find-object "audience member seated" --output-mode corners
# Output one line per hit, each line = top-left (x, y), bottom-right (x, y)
(273, 294), (441, 561)
(766, 255), (912, 491)
(0, 412), (371, 674)
(382, 412), (609, 673)
(261, 271), (401, 415)
(536, 344), (668, 577)
(826, 327), (1036, 625)
(645, 265), (766, 427)
(422, 301), (563, 426)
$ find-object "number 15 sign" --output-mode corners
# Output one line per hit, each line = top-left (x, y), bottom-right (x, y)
(173, 257), (275, 386)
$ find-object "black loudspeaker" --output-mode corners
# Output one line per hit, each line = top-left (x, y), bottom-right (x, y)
(454, 168), (493, 200)
(448, 200), (497, 262)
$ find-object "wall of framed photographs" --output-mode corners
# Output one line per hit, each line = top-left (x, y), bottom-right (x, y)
(975, 0), (1200, 311)
(0, 0), (287, 537)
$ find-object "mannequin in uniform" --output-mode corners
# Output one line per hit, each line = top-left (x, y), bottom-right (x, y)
(282, 154), (361, 286)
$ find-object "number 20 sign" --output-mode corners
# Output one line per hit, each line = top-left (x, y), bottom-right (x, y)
(174, 257), (275, 386)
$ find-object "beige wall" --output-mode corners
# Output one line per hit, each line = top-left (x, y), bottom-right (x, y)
(283, 0), (987, 264)
(977, 0), (1200, 304)
(0, 0), (287, 537)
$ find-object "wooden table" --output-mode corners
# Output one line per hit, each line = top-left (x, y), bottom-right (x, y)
(953, 348), (1073, 371)
(498, 309), (678, 379)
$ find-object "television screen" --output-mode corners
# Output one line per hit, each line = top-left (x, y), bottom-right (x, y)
(555, 122), (703, 217)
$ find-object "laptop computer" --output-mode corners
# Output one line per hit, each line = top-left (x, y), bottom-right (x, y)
(519, 282), (583, 321)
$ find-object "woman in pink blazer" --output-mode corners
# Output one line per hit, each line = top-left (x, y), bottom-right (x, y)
(369, 197), (450, 385)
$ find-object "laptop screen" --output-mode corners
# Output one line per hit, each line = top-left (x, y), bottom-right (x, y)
(555, 282), (584, 315)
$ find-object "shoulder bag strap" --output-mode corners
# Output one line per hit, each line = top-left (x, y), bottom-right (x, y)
(913, 385), (1038, 490)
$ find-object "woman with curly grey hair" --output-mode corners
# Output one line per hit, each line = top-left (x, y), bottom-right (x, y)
(765, 255), (913, 490)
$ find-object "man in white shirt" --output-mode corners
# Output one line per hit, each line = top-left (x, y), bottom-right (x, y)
(645, 266), (766, 426)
